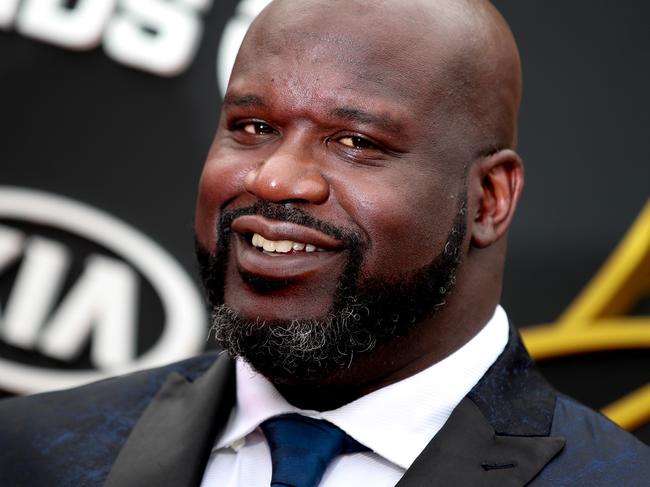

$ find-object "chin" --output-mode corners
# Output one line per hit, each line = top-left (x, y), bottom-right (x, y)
(223, 281), (339, 323)
(208, 301), (376, 385)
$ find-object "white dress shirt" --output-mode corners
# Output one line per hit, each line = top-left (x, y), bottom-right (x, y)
(200, 305), (509, 487)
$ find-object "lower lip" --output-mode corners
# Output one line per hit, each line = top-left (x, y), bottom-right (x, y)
(233, 234), (345, 281)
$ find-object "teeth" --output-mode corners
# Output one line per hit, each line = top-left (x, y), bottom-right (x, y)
(275, 240), (293, 253)
(251, 233), (324, 254)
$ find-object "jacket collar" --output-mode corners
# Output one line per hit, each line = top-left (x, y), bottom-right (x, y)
(105, 327), (564, 487)
(396, 398), (565, 486)
(104, 353), (235, 487)
(397, 327), (566, 486)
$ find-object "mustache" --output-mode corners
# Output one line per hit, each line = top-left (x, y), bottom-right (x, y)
(196, 200), (365, 309)
(218, 201), (362, 248)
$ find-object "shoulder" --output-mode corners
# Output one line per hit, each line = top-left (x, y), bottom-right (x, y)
(0, 351), (219, 418)
(533, 395), (650, 486)
(0, 352), (220, 487)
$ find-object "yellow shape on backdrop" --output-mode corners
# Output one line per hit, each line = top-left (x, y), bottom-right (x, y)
(521, 200), (650, 432)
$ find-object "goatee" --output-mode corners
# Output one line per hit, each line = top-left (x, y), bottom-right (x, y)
(196, 198), (466, 384)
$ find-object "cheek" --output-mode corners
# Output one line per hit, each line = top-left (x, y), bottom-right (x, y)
(195, 148), (252, 250)
(334, 171), (459, 276)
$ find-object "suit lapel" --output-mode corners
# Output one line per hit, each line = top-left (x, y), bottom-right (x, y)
(104, 353), (235, 487)
(104, 327), (563, 486)
(398, 326), (566, 486)
(396, 398), (565, 487)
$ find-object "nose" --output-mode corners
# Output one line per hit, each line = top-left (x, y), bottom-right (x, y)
(243, 151), (330, 205)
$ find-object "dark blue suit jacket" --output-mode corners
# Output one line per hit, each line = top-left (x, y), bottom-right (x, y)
(1, 327), (649, 486)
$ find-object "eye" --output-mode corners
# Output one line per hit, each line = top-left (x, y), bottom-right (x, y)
(240, 121), (276, 135)
(338, 135), (378, 150)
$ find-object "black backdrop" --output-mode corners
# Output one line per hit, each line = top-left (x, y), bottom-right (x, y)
(1, 0), (648, 442)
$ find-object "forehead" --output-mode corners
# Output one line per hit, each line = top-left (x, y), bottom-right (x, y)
(227, 55), (414, 134)
(228, 2), (470, 123)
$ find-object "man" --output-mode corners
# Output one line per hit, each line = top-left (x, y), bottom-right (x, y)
(1, 0), (649, 486)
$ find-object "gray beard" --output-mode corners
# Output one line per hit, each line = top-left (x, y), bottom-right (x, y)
(197, 198), (466, 384)
(209, 304), (377, 380)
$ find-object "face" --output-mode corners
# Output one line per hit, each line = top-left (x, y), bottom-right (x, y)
(195, 7), (477, 381)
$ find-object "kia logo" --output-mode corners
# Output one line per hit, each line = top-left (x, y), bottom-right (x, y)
(0, 186), (206, 394)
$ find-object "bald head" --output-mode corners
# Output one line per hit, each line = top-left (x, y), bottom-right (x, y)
(199, 0), (525, 394)
(239, 0), (522, 156)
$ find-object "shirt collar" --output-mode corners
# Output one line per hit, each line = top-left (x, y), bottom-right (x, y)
(215, 305), (509, 470)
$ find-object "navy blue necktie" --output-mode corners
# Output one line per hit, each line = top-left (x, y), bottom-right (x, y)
(260, 413), (368, 487)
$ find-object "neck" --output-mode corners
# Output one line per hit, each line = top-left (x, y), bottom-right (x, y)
(273, 279), (501, 410)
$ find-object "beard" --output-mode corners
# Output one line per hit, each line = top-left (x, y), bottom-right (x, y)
(196, 198), (466, 384)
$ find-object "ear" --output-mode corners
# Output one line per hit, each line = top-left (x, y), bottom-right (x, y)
(469, 149), (524, 248)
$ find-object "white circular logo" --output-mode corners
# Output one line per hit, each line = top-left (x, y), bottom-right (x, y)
(217, 0), (272, 96)
(0, 186), (207, 394)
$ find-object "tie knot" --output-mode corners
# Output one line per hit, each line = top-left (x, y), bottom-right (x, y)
(260, 414), (367, 487)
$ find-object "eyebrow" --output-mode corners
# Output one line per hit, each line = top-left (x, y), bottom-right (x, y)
(223, 93), (268, 108)
(330, 107), (402, 134)
(223, 95), (403, 134)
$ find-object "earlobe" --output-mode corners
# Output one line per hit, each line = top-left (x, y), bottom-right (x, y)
(470, 149), (524, 248)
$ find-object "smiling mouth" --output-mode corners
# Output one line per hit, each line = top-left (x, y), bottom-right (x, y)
(250, 232), (327, 254)
(229, 215), (346, 282)
(230, 215), (344, 253)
